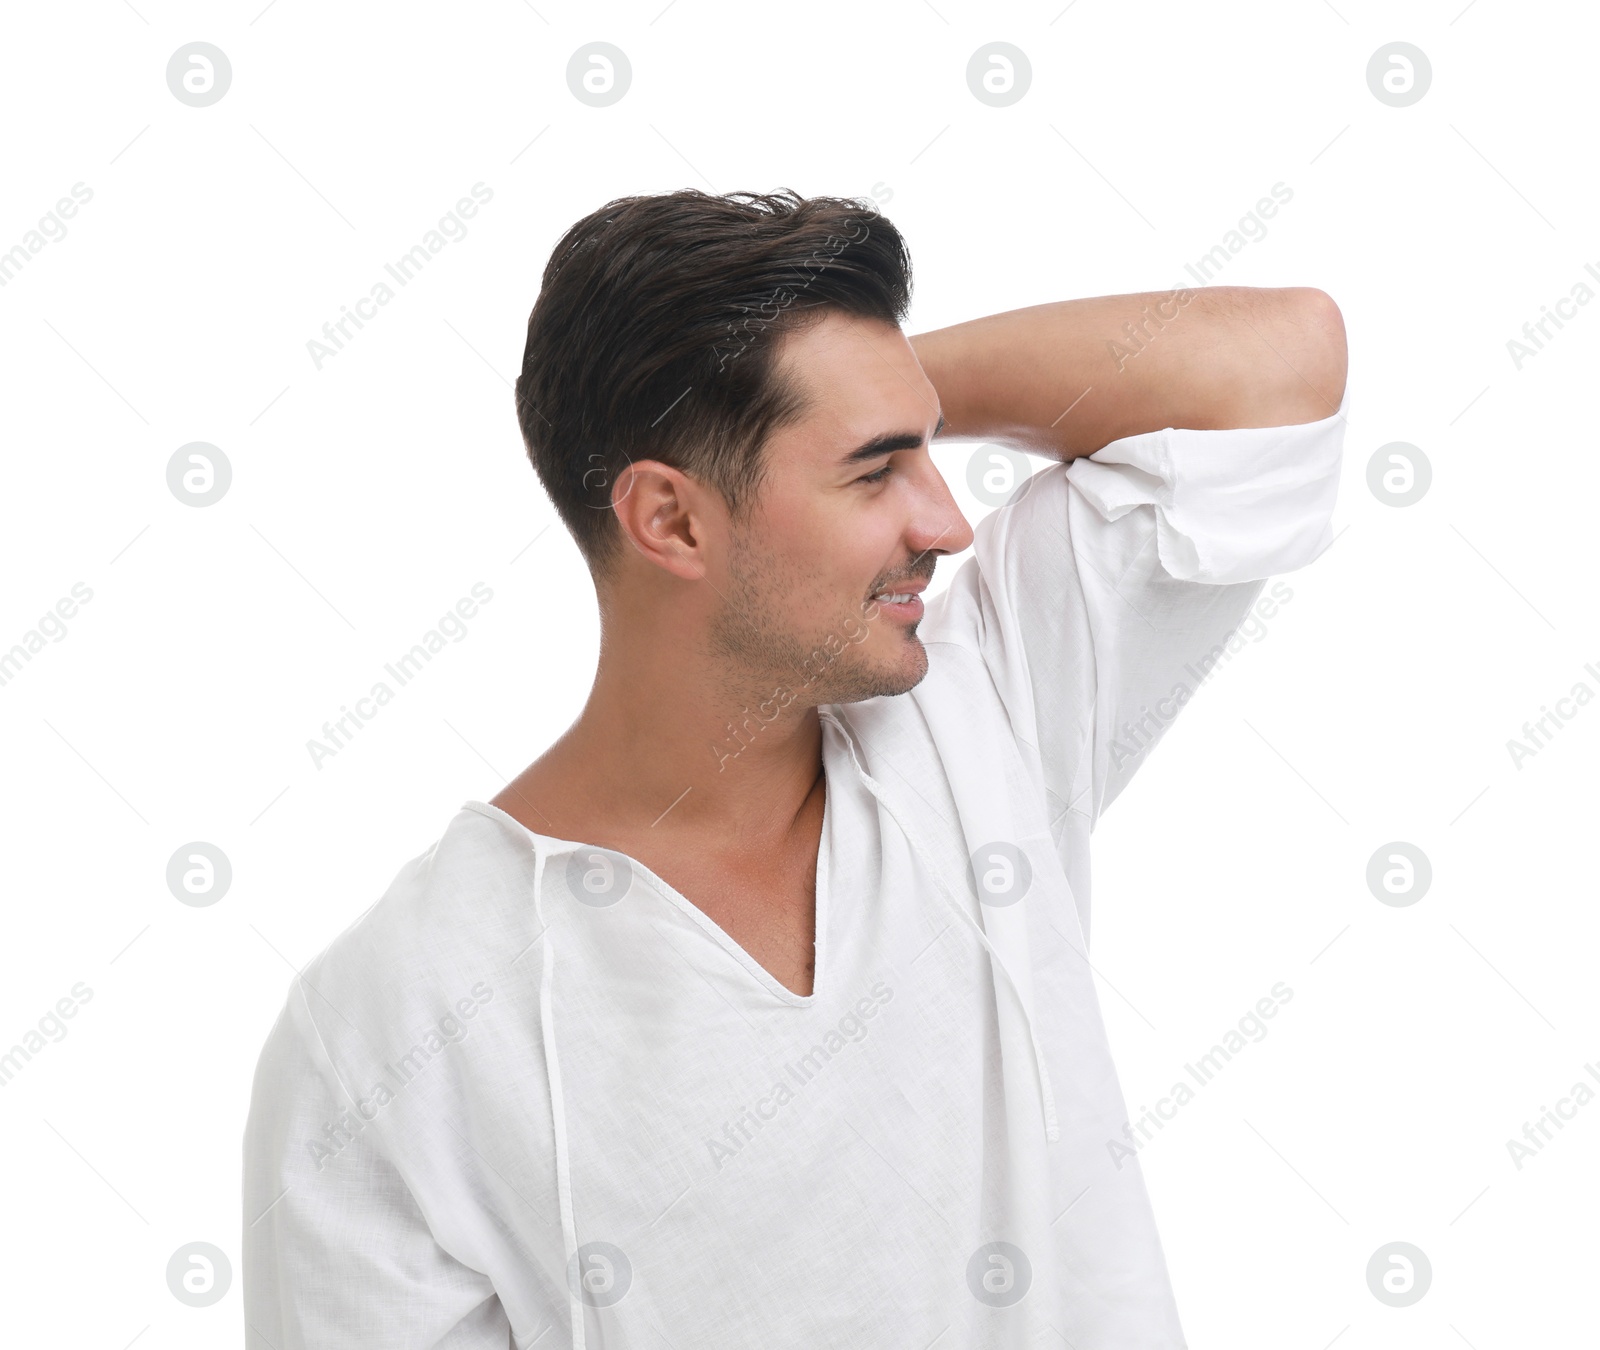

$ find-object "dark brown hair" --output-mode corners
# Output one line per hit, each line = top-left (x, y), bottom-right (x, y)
(514, 188), (913, 579)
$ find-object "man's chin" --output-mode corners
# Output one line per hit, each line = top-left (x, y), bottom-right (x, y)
(823, 638), (930, 704)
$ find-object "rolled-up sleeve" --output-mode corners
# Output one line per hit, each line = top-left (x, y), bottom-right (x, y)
(923, 388), (1348, 832)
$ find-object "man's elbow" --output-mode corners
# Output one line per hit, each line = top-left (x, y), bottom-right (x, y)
(1271, 286), (1348, 425)
(1207, 284), (1347, 428)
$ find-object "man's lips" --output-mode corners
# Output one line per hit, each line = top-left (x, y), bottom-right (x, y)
(868, 579), (929, 602)
(867, 579), (928, 619)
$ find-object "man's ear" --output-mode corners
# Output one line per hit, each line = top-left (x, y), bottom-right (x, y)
(610, 460), (710, 583)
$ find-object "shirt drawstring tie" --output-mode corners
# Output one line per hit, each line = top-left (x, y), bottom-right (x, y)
(528, 837), (588, 1350)
(820, 708), (1061, 1144)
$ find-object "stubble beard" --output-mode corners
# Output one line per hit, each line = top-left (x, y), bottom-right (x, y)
(705, 533), (929, 713)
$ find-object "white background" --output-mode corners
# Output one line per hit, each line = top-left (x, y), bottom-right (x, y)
(1, 1), (1595, 1345)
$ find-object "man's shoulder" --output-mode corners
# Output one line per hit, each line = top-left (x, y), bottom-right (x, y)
(287, 802), (538, 1032)
(246, 803), (556, 1185)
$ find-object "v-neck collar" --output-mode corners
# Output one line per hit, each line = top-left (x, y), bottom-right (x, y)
(464, 716), (839, 1009)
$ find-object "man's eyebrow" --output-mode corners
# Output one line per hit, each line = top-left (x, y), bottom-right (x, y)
(839, 411), (946, 465)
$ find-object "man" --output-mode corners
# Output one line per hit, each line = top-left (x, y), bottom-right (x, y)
(244, 188), (1347, 1347)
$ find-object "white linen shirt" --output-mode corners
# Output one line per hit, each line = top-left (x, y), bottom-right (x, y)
(243, 395), (1348, 1349)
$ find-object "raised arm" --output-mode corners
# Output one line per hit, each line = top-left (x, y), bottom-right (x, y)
(908, 285), (1348, 460)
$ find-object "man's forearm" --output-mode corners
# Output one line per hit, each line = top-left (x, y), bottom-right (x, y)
(908, 285), (1348, 461)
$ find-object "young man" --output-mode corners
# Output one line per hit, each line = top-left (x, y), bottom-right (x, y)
(244, 189), (1347, 1347)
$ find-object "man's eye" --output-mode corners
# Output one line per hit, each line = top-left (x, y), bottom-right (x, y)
(858, 464), (893, 484)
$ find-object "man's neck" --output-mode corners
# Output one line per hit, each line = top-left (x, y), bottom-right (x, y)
(493, 639), (827, 864)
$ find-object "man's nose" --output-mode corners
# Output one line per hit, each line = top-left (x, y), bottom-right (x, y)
(911, 463), (975, 559)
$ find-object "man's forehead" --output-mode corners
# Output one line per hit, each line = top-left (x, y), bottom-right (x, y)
(780, 309), (909, 377)
(775, 314), (938, 445)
